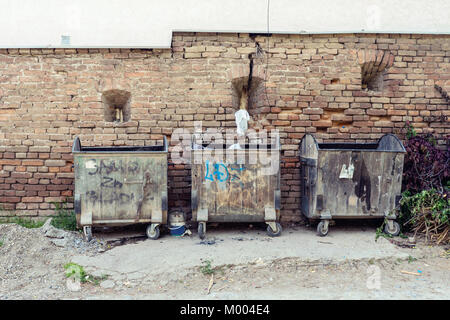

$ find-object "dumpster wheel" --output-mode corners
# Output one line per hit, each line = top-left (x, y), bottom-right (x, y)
(198, 222), (206, 240)
(384, 221), (400, 236)
(316, 221), (329, 237)
(266, 222), (282, 237)
(146, 224), (160, 240)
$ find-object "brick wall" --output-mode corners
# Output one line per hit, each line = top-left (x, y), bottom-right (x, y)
(0, 32), (449, 221)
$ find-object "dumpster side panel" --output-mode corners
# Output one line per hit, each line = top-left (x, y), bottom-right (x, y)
(358, 151), (385, 216)
(318, 151), (362, 217)
(139, 154), (167, 221)
(75, 153), (167, 225)
(192, 149), (279, 222)
(299, 134), (319, 219)
(316, 150), (404, 218)
(378, 152), (404, 215)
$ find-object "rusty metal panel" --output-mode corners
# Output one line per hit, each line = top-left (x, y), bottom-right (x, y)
(73, 137), (168, 227)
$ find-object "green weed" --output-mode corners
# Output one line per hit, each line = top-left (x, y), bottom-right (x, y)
(375, 220), (393, 241)
(51, 202), (78, 231)
(199, 259), (225, 276)
(0, 217), (45, 229)
(200, 259), (215, 275)
(64, 262), (108, 285)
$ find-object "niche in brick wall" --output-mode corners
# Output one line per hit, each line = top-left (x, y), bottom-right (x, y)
(102, 89), (131, 122)
(362, 67), (386, 91)
(232, 76), (264, 116)
(358, 50), (394, 92)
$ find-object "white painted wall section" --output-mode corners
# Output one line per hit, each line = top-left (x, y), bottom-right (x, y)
(0, 0), (448, 48)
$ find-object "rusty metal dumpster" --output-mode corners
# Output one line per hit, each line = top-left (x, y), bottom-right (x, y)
(299, 133), (406, 236)
(191, 137), (282, 239)
(72, 136), (168, 240)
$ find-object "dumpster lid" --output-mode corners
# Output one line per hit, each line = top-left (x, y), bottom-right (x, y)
(72, 136), (168, 153)
(300, 133), (406, 154)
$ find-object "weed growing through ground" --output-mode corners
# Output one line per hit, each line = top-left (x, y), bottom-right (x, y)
(200, 260), (215, 275)
(199, 259), (226, 276)
(375, 219), (393, 241)
(64, 262), (108, 285)
(51, 202), (78, 231)
(0, 217), (45, 229)
(64, 262), (87, 282)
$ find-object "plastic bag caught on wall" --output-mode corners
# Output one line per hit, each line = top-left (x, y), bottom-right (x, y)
(228, 143), (242, 149)
(235, 109), (250, 136)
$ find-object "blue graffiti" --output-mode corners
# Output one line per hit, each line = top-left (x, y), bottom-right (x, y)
(204, 161), (245, 183)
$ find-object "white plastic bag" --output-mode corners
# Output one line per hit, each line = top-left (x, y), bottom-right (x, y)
(228, 143), (242, 150)
(235, 109), (250, 136)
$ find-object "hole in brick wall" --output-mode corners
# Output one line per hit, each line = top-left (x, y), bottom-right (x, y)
(358, 50), (394, 92)
(102, 89), (131, 122)
(331, 78), (340, 84)
(232, 76), (264, 116)
(361, 68), (386, 91)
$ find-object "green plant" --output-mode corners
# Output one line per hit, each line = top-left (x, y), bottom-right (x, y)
(404, 121), (417, 140)
(198, 259), (226, 276)
(51, 202), (78, 231)
(200, 259), (215, 275)
(402, 132), (449, 194)
(398, 189), (449, 244)
(0, 239), (4, 247)
(407, 255), (417, 263)
(0, 217), (45, 229)
(375, 219), (393, 241)
(64, 262), (87, 282)
(64, 262), (108, 285)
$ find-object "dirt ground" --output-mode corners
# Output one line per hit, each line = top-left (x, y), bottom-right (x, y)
(0, 220), (449, 300)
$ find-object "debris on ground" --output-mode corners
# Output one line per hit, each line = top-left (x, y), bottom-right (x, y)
(388, 237), (417, 248)
(0, 222), (105, 299)
(401, 270), (422, 276)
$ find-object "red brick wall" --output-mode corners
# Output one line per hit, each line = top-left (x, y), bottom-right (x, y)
(0, 32), (449, 221)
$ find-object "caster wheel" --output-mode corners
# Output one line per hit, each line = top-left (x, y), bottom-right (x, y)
(198, 223), (206, 240)
(146, 224), (160, 240)
(83, 226), (92, 242)
(316, 221), (328, 237)
(384, 221), (400, 236)
(266, 222), (282, 237)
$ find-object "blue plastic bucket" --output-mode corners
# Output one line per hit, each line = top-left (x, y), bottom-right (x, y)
(169, 225), (186, 236)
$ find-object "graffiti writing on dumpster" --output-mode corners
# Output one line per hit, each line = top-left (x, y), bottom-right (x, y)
(84, 159), (151, 205)
(100, 176), (123, 188)
(85, 190), (135, 205)
(88, 159), (142, 176)
(204, 160), (246, 187)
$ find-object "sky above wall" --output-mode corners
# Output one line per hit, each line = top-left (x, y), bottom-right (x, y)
(0, 0), (449, 48)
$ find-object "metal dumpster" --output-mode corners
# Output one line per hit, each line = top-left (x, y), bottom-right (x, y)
(72, 136), (168, 240)
(191, 137), (282, 239)
(299, 133), (406, 236)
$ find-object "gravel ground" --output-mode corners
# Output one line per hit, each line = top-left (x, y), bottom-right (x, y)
(0, 221), (105, 299)
(0, 221), (448, 300)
